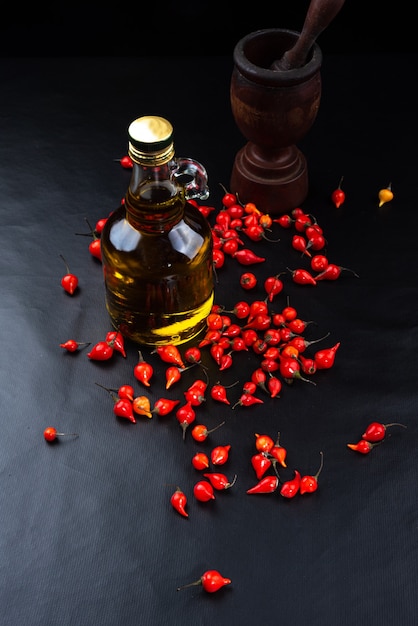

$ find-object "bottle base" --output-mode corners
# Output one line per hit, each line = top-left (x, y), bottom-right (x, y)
(106, 293), (214, 347)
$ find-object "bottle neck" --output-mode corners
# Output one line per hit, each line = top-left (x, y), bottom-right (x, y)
(125, 160), (185, 232)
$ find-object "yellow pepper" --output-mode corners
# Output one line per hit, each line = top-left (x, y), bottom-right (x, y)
(378, 183), (394, 207)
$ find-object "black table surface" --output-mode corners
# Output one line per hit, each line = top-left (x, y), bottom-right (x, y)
(1, 53), (418, 626)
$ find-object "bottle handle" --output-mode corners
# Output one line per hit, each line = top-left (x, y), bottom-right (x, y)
(172, 157), (209, 201)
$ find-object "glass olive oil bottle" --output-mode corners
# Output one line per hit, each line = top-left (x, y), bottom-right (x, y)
(101, 116), (214, 346)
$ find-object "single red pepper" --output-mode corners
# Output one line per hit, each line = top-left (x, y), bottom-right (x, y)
(152, 398), (180, 417)
(254, 433), (275, 453)
(176, 402), (196, 440)
(314, 342), (341, 370)
(193, 480), (215, 502)
(347, 440), (381, 454)
(300, 452), (324, 495)
(232, 394), (264, 409)
(268, 433), (287, 468)
(133, 351), (154, 386)
(315, 264), (359, 281)
(60, 339), (91, 352)
(331, 176), (345, 208)
(247, 475), (279, 494)
(191, 452), (210, 470)
(191, 421), (225, 443)
(177, 569), (231, 593)
(113, 398), (136, 423)
(361, 421), (407, 442)
(210, 384), (231, 405)
(154, 345), (185, 369)
(233, 248), (266, 265)
(288, 267), (317, 286)
(280, 470), (301, 498)
(210, 445), (231, 466)
(87, 340), (114, 361)
(203, 473), (237, 491)
(59, 254), (79, 295)
(267, 376), (282, 398)
(251, 453), (272, 479)
(170, 487), (188, 518)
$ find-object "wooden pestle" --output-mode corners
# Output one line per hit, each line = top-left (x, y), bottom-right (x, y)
(271, 0), (346, 71)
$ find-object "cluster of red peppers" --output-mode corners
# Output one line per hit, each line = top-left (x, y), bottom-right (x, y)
(50, 157), (401, 594)
(247, 432), (323, 497)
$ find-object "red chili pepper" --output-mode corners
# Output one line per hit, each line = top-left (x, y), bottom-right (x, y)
(232, 393), (264, 409)
(227, 300), (251, 319)
(165, 366), (182, 389)
(94, 217), (108, 234)
(193, 480), (215, 502)
(59, 254), (79, 295)
(314, 342), (341, 370)
(198, 329), (222, 348)
(315, 264), (359, 281)
(307, 232), (326, 251)
(280, 470), (301, 498)
(176, 401), (196, 440)
(288, 267), (317, 286)
(203, 473), (237, 491)
(240, 272), (257, 290)
(119, 155), (133, 169)
(219, 352), (233, 371)
(247, 475), (279, 494)
(170, 487), (188, 518)
(133, 351), (154, 386)
(300, 452), (324, 495)
(361, 421), (407, 442)
(210, 445), (231, 466)
(273, 214), (293, 228)
(191, 421), (225, 443)
(154, 345), (185, 369)
(310, 254), (329, 272)
(118, 385), (135, 401)
(347, 440), (380, 454)
(152, 398), (180, 417)
(331, 176), (345, 208)
(87, 340), (114, 361)
(88, 238), (102, 262)
(212, 248), (225, 269)
(268, 432), (287, 468)
(264, 274), (284, 302)
(267, 376), (282, 398)
(251, 453), (272, 479)
(294, 213), (312, 232)
(184, 379), (207, 406)
(113, 398), (136, 423)
(60, 339), (91, 352)
(210, 343), (224, 366)
(105, 331), (126, 358)
(254, 433), (275, 453)
(43, 426), (78, 442)
(191, 452), (210, 470)
(233, 248), (266, 265)
(184, 347), (202, 364)
(177, 569), (231, 593)
(291, 234), (312, 257)
(210, 384), (231, 405)
(299, 355), (317, 375)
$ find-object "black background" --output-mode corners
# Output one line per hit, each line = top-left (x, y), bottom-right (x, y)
(1, 1), (416, 57)
(1, 3), (418, 625)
